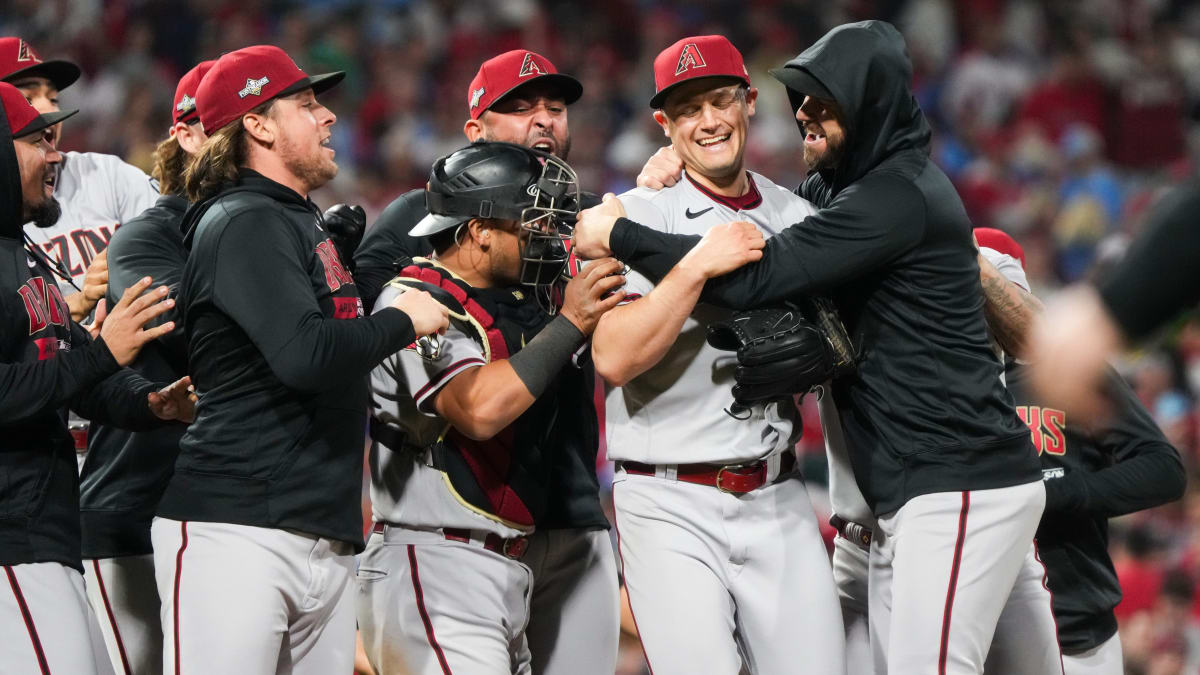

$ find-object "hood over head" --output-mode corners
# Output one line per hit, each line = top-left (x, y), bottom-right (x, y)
(0, 80), (19, 239)
(769, 20), (931, 194)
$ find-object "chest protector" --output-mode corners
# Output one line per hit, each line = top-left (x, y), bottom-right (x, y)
(387, 258), (559, 530)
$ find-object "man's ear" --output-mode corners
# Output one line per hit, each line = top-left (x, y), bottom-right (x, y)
(652, 110), (670, 138)
(243, 112), (275, 146)
(464, 118), (484, 143)
(466, 218), (490, 248)
(745, 87), (758, 117)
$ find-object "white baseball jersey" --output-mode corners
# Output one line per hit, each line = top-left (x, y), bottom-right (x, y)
(368, 283), (530, 539)
(24, 151), (159, 294)
(605, 171), (815, 465)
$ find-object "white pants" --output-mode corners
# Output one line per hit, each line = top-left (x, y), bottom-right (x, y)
(869, 482), (1049, 675)
(0, 561), (114, 674)
(1062, 633), (1122, 675)
(614, 472), (845, 675)
(84, 554), (163, 675)
(151, 518), (355, 675)
(523, 528), (619, 675)
(357, 526), (534, 675)
(832, 534), (873, 674)
(984, 541), (1064, 674)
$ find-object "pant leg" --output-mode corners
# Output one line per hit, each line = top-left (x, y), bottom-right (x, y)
(869, 516), (897, 675)
(356, 529), (533, 675)
(283, 539), (357, 675)
(884, 482), (1046, 675)
(1062, 633), (1123, 675)
(84, 554), (163, 675)
(833, 534), (873, 675)
(613, 475), (742, 675)
(730, 477), (845, 675)
(1, 562), (115, 675)
(984, 543), (1064, 675)
(524, 528), (620, 675)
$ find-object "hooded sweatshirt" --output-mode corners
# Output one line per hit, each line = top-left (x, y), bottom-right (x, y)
(607, 21), (1041, 515)
(0, 95), (164, 572)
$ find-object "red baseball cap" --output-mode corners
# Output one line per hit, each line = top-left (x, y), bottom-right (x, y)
(0, 81), (77, 138)
(974, 227), (1026, 271)
(197, 45), (344, 133)
(0, 37), (81, 91)
(466, 50), (582, 120)
(173, 60), (216, 127)
(650, 35), (750, 109)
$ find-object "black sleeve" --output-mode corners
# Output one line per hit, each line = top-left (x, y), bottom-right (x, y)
(1098, 183), (1200, 341)
(611, 173), (927, 308)
(353, 190), (433, 312)
(212, 210), (417, 393)
(106, 216), (186, 332)
(1044, 371), (1187, 519)
(0, 316), (123, 422)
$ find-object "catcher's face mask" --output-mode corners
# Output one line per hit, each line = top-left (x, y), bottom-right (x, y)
(517, 153), (579, 287)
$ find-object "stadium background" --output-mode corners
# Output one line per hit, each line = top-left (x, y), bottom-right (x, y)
(5, 0), (1200, 672)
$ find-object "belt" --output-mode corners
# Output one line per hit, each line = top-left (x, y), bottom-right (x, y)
(619, 452), (797, 494)
(831, 515), (872, 550)
(371, 522), (530, 561)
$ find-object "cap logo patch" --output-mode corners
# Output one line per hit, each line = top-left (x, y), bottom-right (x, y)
(17, 40), (40, 63)
(176, 93), (196, 113)
(470, 86), (485, 109)
(238, 76), (270, 98)
(674, 43), (707, 76)
(518, 53), (544, 77)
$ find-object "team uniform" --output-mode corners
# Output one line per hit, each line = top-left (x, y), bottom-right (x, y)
(608, 171), (844, 675)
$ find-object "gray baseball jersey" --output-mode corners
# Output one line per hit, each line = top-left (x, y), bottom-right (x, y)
(368, 283), (529, 539)
(24, 151), (158, 293)
(606, 171), (816, 465)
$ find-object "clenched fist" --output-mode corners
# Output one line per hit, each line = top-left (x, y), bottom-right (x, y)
(572, 193), (626, 260)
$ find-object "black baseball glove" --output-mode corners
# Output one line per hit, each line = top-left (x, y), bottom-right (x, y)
(323, 203), (366, 273)
(707, 297), (856, 411)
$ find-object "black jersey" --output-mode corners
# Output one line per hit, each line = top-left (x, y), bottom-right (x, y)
(1005, 363), (1185, 652)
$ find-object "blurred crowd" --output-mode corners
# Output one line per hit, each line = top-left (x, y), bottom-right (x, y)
(6, 0), (1200, 673)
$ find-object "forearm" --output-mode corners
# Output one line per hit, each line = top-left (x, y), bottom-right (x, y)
(66, 291), (97, 323)
(1044, 449), (1186, 518)
(979, 255), (1043, 358)
(266, 308), (416, 392)
(592, 265), (706, 386)
(0, 337), (122, 421)
(72, 367), (162, 431)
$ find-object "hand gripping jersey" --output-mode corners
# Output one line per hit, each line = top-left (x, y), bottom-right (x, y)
(369, 258), (593, 536)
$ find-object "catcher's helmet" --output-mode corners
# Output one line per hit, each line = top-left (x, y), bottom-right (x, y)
(411, 141), (579, 286)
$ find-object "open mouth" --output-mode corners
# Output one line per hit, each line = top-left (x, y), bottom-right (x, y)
(697, 134), (731, 149)
(805, 126), (826, 145)
(531, 138), (555, 154)
(320, 136), (334, 155)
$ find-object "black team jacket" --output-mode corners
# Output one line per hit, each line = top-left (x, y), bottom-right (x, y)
(159, 170), (417, 550)
(1006, 363), (1185, 652)
(0, 95), (164, 573)
(81, 194), (189, 559)
(606, 20), (1041, 515)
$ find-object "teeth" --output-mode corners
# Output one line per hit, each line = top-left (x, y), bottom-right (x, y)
(698, 135), (730, 147)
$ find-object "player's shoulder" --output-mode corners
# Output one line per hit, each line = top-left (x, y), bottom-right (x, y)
(62, 151), (159, 193)
(749, 170), (817, 213)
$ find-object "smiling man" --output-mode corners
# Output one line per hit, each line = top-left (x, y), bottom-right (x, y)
(588, 35), (844, 675)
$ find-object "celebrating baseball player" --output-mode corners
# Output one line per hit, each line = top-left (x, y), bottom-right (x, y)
(355, 49), (622, 675)
(76, 59), (213, 675)
(149, 45), (448, 674)
(357, 141), (623, 674)
(588, 35), (845, 674)
(575, 21), (1055, 674)
(0, 81), (193, 675)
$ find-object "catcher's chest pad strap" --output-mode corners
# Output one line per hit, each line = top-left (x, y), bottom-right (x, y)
(393, 260), (509, 360)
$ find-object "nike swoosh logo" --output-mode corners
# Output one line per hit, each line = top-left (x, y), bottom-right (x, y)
(685, 207), (713, 219)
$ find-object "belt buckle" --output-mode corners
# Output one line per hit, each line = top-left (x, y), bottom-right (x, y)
(715, 465), (749, 494)
(503, 536), (528, 559)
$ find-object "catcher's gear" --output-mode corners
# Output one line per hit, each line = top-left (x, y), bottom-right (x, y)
(706, 298), (856, 413)
(322, 203), (365, 273)
(409, 141), (580, 288)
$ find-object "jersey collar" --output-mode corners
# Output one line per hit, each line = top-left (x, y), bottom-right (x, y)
(685, 170), (763, 211)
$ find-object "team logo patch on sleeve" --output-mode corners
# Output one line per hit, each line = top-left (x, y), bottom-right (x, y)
(238, 76), (270, 98)
(674, 43), (707, 75)
(518, 53), (544, 77)
(470, 87), (486, 109)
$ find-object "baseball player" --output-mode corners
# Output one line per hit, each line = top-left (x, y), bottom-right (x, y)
(589, 36), (844, 674)
(149, 45), (447, 674)
(355, 50), (622, 675)
(0, 37), (159, 313)
(357, 141), (624, 675)
(78, 59), (212, 675)
(0, 81), (192, 675)
(576, 22), (1055, 674)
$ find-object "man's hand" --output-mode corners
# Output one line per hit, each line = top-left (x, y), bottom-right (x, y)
(636, 146), (684, 190)
(390, 288), (450, 337)
(84, 299), (107, 339)
(677, 221), (765, 279)
(1029, 285), (1122, 424)
(572, 193), (626, 259)
(148, 376), (196, 423)
(561, 258), (626, 335)
(100, 277), (177, 367)
(67, 249), (110, 322)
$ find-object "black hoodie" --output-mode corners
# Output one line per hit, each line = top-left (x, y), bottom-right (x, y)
(607, 21), (1041, 515)
(159, 170), (417, 550)
(0, 95), (164, 572)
